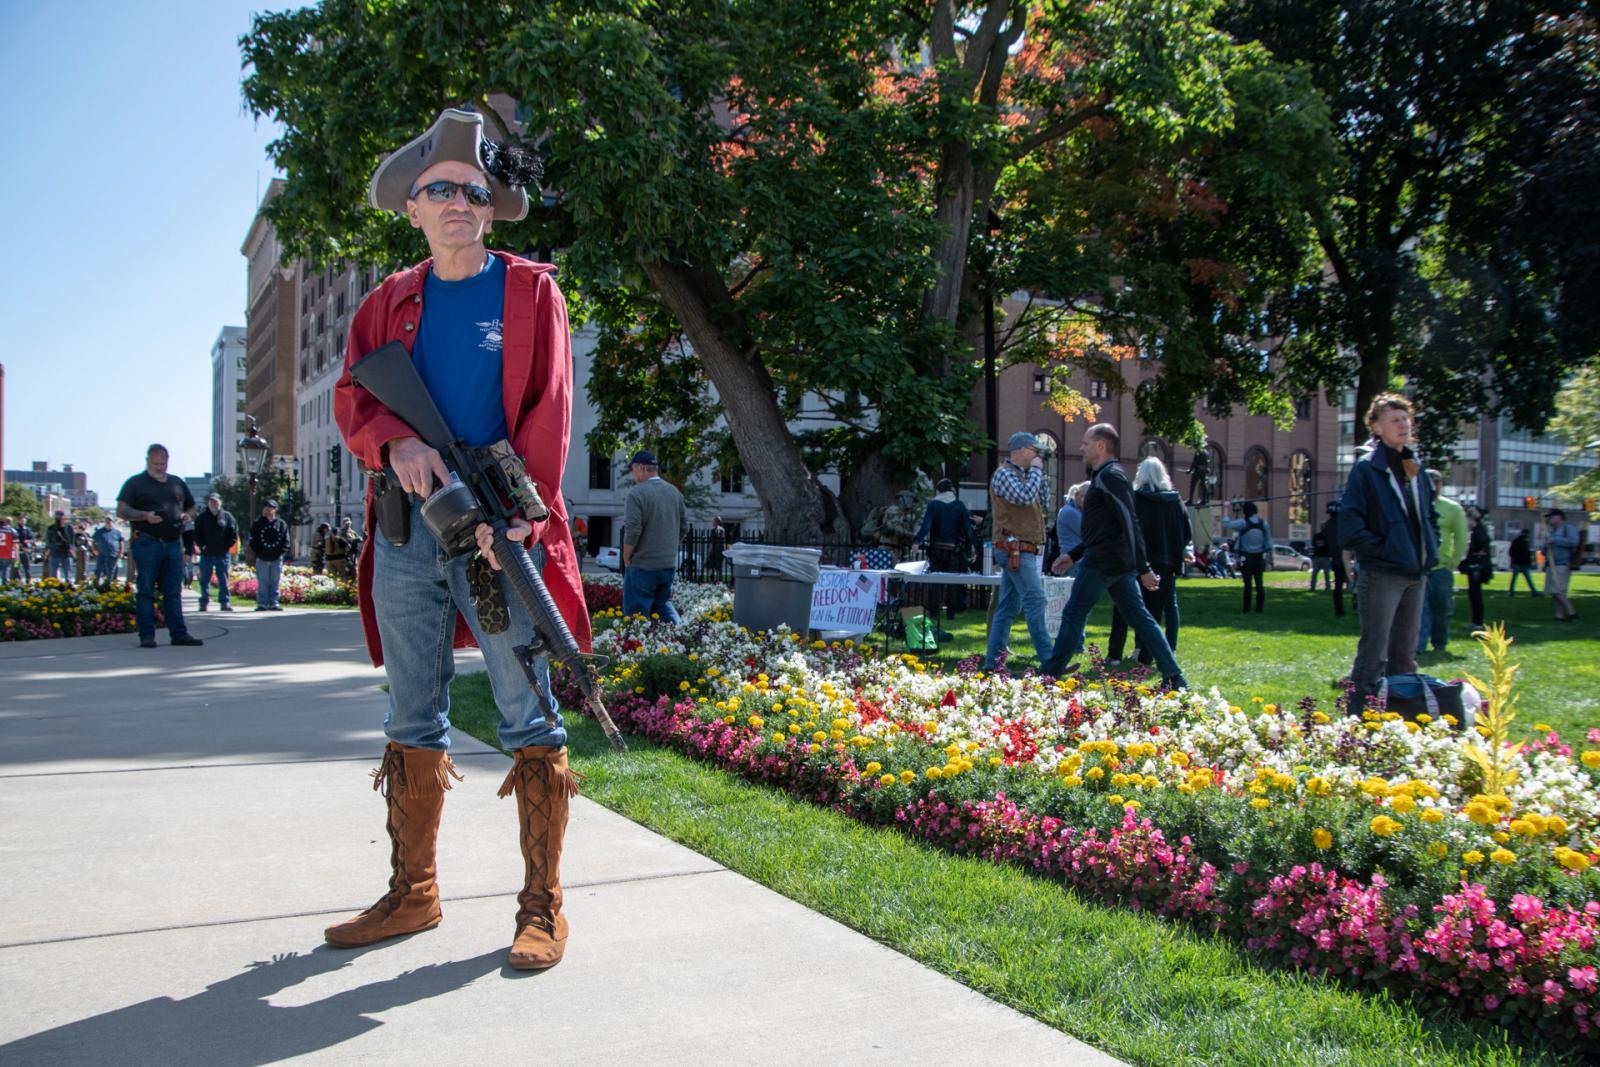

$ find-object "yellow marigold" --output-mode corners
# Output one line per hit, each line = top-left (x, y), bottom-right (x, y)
(865, 761), (882, 776)
(1312, 711), (1331, 725)
(1313, 828), (1333, 850)
(1107, 794), (1125, 807)
(1391, 794), (1417, 814)
(1421, 808), (1445, 824)
(1428, 842), (1449, 859)
(812, 730), (828, 744)
(1582, 750), (1600, 769)
(1463, 850), (1486, 865)
(926, 767), (942, 780)
(1111, 772), (1131, 789)
(1370, 815), (1403, 837)
(1169, 751), (1191, 767)
(899, 770), (916, 784)
(1250, 798), (1272, 810)
(1547, 815), (1569, 836)
(1464, 802), (1497, 826)
(1555, 848), (1591, 873)
(1535, 722), (1553, 733)
(1493, 831), (1511, 845)
(806, 743), (822, 754)
(880, 774), (897, 787)
(771, 733), (786, 745)
(1490, 848), (1516, 865)
(1062, 775), (1083, 788)
(748, 715), (764, 729)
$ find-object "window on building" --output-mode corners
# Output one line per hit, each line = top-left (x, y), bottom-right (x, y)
(1245, 446), (1271, 502)
(1032, 373), (1047, 394)
(301, 325), (308, 349)
(719, 466), (745, 494)
(318, 276), (325, 298)
(336, 292), (345, 316)
(1088, 379), (1110, 400)
(302, 292), (309, 314)
(588, 451), (613, 490)
(1294, 396), (1313, 420)
(315, 345), (325, 373)
(1289, 449), (1313, 526)
(335, 331), (345, 357)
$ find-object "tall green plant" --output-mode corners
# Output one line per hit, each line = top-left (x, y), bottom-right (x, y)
(1461, 623), (1523, 797)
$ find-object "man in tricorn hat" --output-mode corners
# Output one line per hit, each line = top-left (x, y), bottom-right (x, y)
(330, 107), (589, 970)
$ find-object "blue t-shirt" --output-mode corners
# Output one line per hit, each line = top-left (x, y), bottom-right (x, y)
(412, 254), (510, 447)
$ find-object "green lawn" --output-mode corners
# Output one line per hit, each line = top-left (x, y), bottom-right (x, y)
(449, 674), (1580, 1066)
(906, 570), (1600, 740)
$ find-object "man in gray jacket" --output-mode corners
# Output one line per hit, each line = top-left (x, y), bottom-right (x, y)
(622, 449), (688, 623)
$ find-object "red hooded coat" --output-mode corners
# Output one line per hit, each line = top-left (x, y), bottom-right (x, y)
(334, 250), (591, 666)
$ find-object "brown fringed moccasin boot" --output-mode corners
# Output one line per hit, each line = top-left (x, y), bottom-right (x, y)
(325, 742), (462, 948)
(499, 745), (581, 970)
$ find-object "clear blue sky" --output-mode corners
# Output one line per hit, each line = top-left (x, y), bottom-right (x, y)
(1, 1), (294, 503)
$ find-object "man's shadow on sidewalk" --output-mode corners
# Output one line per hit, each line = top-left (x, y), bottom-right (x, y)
(0, 941), (515, 1066)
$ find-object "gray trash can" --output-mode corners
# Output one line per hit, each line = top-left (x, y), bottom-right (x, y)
(732, 565), (816, 634)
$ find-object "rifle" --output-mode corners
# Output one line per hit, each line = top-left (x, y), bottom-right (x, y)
(349, 341), (627, 752)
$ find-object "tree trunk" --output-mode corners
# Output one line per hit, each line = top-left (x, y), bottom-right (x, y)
(837, 447), (899, 538)
(1352, 289), (1399, 445)
(641, 258), (825, 543)
(921, 139), (976, 330)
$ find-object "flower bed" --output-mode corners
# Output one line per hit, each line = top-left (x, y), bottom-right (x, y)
(584, 573), (732, 625)
(0, 578), (137, 640)
(228, 564), (356, 606)
(555, 614), (1600, 1047)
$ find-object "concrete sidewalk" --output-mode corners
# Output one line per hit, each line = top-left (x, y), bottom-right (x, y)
(0, 598), (1121, 1065)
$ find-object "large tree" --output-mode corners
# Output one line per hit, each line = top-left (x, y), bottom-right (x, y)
(1221, 0), (1600, 454)
(241, 0), (1240, 540)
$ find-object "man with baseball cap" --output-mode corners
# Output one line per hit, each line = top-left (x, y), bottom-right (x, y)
(981, 430), (1055, 671)
(195, 491), (239, 611)
(330, 107), (589, 971)
(622, 448), (688, 622)
(248, 499), (289, 610)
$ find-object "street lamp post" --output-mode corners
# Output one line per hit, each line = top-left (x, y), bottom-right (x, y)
(238, 417), (271, 531)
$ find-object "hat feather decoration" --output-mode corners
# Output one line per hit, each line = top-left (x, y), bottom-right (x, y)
(482, 139), (543, 190)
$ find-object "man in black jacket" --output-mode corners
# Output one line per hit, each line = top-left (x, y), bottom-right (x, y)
(1040, 424), (1188, 690)
(1320, 501), (1347, 616)
(915, 478), (974, 629)
(249, 500), (290, 611)
(1106, 457), (1190, 664)
(195, 492), (239, 612)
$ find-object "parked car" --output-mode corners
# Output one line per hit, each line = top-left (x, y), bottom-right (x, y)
(595, 545), (622, 571)
(1270, 544), (1313, 571)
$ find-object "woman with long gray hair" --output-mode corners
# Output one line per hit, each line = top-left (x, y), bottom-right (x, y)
(1107, 456), (1191, 664)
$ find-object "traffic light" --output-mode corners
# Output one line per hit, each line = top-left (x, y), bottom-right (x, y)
(328, 444), (342, 477)
(1523, 496), (1538, 510)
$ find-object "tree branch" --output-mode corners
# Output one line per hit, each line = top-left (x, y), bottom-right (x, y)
(963, 0), (1015, 83)
(1011, 101), (1112, 157)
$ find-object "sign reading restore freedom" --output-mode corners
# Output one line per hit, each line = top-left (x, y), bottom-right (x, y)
(810, 570), (882, 634)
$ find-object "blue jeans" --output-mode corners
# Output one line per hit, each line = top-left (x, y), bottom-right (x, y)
(0, 560), (13, 584)
(94, 555), (118, 583)
(254, 559), (283, 608)
(622, 565), (682, 623)
(1041, 562), (1182, 681)
(198, 553), (231, 608)
(1417, 567), (1455, 652)
(1508, 566), (1538, 595)
(371, 502), (565, 753)
(982, 549), (1052, 670)
(132, 536), (189, 642)
(48, 552), (73, 583)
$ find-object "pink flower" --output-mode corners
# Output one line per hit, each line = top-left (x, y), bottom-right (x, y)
(1483, 994), (1500, 1011)
(1571, 966), (1599, 992)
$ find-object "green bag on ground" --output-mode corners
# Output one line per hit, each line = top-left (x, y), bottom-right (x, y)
(904, 614), (940, 651)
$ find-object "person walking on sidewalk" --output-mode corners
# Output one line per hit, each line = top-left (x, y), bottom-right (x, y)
(1416, 470), (1468, 653)
(622, 449), (688, 622)
(115, 444), (203, 648)
(1507, 530), (1538, 596)
(195, 492), (238, 612)
(1338, 393), (1438, 711)
(329, 108), (589, 972)
(249, 501), (289, 610)
(981, 431), (1054, 671)
(91, 516), (123, 585)
(1040, 423), (1188, 690)
(1543, 508), (1581, 621)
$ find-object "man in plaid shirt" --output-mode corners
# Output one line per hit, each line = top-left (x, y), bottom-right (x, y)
(982, 431), (1055, 670)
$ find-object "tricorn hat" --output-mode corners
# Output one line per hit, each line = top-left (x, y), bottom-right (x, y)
(369, 108), (533, 222)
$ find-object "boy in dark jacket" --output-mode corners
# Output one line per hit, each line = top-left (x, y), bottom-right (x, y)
(1041, 424), (1187, 690)
(1338, 393), (1439, 710)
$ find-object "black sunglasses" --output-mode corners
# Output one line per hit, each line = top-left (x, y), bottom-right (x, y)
(409, 179), (493, 207)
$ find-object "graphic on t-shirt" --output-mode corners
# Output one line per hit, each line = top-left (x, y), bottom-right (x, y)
(477, 318), (503, 352)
